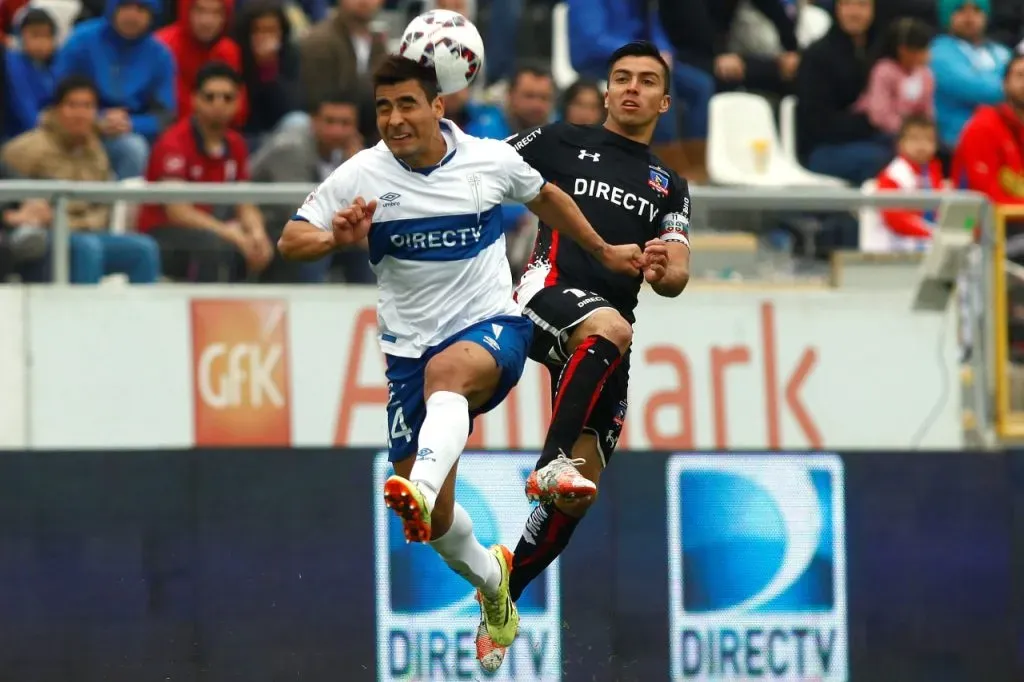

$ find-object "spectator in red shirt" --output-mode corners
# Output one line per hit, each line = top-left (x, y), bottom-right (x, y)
(870, 115), (945, 252)
(953, 52), (1024, 205)
(138, 62), (272, 281)
(157, 0), (248, 127)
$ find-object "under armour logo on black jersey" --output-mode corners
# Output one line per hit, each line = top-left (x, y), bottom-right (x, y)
(578, 149), (601, 162)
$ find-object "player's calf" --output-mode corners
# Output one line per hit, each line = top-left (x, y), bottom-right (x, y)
(404, 342), (501, 514)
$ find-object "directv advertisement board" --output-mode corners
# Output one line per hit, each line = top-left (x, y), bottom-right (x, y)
(373, 452), (562, 681)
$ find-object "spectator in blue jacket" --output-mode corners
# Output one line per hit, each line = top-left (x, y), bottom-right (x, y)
(932, 0), (1011, 148)
(53, 0), (176, 178)
(5, 10), (57, 140)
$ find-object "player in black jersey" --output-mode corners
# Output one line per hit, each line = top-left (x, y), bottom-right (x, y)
(473, 41), (691, 670)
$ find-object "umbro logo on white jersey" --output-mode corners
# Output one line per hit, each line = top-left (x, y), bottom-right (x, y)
(380, 192), (401, 207)
(579, 150), (601, 162)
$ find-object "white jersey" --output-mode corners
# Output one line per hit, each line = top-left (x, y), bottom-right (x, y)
(295, 120), (546, 358)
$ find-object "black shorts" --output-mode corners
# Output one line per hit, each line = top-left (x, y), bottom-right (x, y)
(522, 286), (629, 463)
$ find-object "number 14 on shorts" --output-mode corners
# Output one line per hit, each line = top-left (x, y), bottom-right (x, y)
(387, 385), (414, 449)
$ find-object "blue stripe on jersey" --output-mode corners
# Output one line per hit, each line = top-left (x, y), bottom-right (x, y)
(368, 205), (503, 264)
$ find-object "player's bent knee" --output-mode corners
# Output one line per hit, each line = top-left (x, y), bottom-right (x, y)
(576, 310), (632, 355)
(423, 343), (500, 406)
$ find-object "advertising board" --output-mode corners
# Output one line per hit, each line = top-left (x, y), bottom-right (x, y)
(0, 288), (25, 448)
(21, 286), (962, 450)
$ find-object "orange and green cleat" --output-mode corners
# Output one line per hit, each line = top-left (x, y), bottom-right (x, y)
(383, 475), (432, 543)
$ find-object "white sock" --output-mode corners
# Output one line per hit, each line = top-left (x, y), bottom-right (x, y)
(410, 390), (469, 510)
(429, 503), (501, 596)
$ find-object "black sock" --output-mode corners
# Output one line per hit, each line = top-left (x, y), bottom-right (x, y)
(537, 335), (622, 470)
(509, 502), (582, 602)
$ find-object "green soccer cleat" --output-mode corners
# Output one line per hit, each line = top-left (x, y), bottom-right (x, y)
(476, 544), (519, 648)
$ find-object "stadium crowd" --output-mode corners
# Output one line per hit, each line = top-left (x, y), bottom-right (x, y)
(0, 0), (1021, 283)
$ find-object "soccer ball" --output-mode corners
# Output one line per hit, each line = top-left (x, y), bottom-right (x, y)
(398, 9), (484, 95)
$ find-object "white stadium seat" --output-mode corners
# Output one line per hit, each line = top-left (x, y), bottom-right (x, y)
(551, 3), (579, 91)
(708, 92), (847, 188)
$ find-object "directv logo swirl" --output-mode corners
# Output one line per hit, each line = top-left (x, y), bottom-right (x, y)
(667, 455), (848, 681)
(374, 453), (562, 681)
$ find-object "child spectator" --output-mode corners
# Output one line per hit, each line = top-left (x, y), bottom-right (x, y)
(869, 115), (945, 252)
(5, 9), (57, 139)
(234, 0), (303, 150)
(857, 18), (934, 136)
(158, 0), (248, 127)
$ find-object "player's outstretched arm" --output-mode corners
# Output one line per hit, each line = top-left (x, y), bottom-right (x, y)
(278, 219), (337, 261)
(525, 183), (643, 276)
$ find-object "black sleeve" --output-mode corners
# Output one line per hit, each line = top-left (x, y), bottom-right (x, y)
(658, 172), (691, 245)
(504, 122), (564, 175)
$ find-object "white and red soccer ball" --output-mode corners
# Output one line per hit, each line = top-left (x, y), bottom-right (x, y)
(398, 9), (484, 95)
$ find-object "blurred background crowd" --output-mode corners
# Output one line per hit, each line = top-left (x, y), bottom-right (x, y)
(0, 0), (1020, 287)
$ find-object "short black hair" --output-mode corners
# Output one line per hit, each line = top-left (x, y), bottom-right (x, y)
(607, 40), (670, 94)
(1006, 51), (1024, 80)
(312, 90), (360, 114)
(899, 114), (936, 138)
(509, 61), (553, 92)
(18, 8), (56, 34)
(372, 54), (440, 102)
(194, 61), (243, 92)
(53, 75), (98, 105)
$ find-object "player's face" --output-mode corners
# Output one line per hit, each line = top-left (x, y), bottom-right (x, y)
(605, 56), (670, 129)
(375, 79), (443, 161)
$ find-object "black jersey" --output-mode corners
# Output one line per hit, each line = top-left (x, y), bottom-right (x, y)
(506, 121), (691, 322)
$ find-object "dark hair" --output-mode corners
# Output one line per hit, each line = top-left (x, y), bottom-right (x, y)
(607, 40), (671, 94)
(312, 90), (360, 113)
(560, 78), (603, 118)
(194, 61), (243, 91)
(18, 8), (56, 34)
(876, 17), (932, 62)
(509, 61), (553, 92)
(899, 114), (936, 138)
(372, 54), (440, 101)
(1006, 51), (1024, 79)
(53, 75), (98, 105)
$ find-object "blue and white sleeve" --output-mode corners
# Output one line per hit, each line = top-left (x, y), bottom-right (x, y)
(294, 159), (359, 230)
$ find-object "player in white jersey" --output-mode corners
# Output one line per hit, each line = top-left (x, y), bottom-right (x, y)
(278, 55), (642, 655)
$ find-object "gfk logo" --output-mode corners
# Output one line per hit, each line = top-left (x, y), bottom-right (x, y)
(196, 343), (285, 408)
(191, 300), (292, 446)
